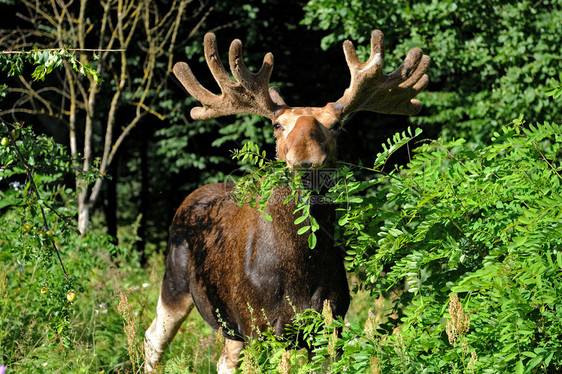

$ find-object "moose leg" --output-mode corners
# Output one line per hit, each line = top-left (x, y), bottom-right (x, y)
(144, 292), (194, 372)
(217, 338), (244, 374)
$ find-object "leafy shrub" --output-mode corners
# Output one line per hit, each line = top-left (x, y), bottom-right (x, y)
(0, 120), (221, 372)
(1, 52), (149, 373)
(0, 121), (110, 365)
(333, 117), (561, 373)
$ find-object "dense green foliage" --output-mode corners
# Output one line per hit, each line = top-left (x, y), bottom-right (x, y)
(0, 121), (106, 367)
(0, 123), (80, 340)
(339, 119), (561, 372)
(303, 0), (562, 144)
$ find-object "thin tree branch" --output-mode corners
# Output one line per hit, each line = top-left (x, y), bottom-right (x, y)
(1, 48), (126, 53)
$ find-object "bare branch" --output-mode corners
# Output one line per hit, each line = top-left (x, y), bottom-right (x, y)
(1, 48), (126, 54)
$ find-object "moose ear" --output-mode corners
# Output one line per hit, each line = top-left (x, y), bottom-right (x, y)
(328, 29), (430, 120)
(173, 32), (285, 120)
(269, 86), (286, 108)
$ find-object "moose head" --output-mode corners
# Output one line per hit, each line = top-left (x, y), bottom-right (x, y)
(173, 30), (429, 169)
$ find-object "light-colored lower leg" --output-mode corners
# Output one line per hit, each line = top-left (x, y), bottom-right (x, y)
(144, 294), (193, 372)
(217, 338), (244, 374)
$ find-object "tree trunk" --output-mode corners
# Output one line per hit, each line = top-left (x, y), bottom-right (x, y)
(105, 174), (118, 244)
(77, 185), (90, 236)
(138, 137), (149, 266)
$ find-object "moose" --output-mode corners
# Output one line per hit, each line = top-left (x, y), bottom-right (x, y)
(144, 30), (429, 373)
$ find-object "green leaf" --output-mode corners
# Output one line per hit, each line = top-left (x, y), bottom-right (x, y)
(294, 215), (308, 225)
(309, 216), (319, 232)
(308, 232), (317, 249)
(515, 360), (524, 374)
(545, 351), (554, 366)
(526, 355), (543, 371)
(388, 228), (403, 237)
(338, 215), (348, 226)
(297, 226), (310, 235)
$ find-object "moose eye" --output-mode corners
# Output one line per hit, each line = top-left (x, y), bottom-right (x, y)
(329, 122), (342, 134)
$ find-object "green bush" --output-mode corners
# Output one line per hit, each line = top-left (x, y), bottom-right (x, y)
(333, 117), (561, 373)
(234, 118), (561, 373)
(0, 122), (219, 372)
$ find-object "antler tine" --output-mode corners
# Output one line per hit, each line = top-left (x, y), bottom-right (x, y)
(229, 40), (272, 100)
(329, 30), (430, 119)
(203, 33), (234, 95)
(173, 32), (285, 121)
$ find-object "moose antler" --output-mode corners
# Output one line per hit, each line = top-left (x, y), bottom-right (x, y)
(329, 30), (430, 118)
(173, 33), (286, 121)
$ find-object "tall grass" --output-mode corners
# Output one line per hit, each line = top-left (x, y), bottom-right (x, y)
(0, 248), (223, 373)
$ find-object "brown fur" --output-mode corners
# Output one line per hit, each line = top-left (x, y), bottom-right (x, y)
(162, 183), (349, 341)
(274, 106), (339, 169)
